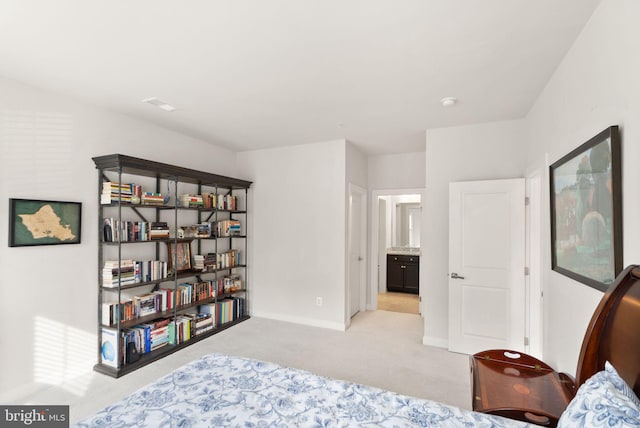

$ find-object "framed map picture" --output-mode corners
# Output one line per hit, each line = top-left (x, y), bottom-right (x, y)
(9, 198), (82, 247)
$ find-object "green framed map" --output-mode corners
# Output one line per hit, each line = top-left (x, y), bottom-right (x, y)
(9, 198), (82, 247)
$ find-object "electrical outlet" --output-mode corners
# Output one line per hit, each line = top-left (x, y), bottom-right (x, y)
(316, 297), (323, 307)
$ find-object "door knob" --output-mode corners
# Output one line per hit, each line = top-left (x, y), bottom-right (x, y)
(450, 272), (465, 279)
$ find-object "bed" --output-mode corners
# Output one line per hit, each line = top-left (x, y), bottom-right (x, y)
(74, 352), (532, 427)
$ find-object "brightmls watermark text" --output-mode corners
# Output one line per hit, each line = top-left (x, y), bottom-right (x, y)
(1, 406), (69, 427)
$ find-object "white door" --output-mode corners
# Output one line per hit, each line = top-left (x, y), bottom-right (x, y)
(378, 198), (387, 293)
(448, 179), (525, 355)
(349, 185), (365, 318)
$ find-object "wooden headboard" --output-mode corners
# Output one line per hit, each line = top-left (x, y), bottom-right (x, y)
(575, 264), (640, 396)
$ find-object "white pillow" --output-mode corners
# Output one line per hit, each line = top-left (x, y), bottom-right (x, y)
(558, 361), (640, 427)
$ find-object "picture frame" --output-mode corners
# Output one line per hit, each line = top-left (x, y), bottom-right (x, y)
(9, 198), (82, 247)
(167, 240), (192, 273)
(549, 126), (622, 291)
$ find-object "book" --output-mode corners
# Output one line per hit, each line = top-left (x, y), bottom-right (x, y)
(100, 327), (120, 368)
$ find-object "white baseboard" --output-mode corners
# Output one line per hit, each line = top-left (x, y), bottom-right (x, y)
(252, 311), (347, 332)
(422, 335), (448, 349)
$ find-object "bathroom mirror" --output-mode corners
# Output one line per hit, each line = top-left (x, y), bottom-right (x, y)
(394, 202), (421, 248)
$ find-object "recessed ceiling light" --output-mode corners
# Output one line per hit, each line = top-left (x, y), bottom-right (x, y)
(440, 97), (458, 107)
(142, 97), (176, 112)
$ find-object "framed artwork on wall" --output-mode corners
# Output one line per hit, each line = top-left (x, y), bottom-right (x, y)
(549, 126), (622, 291)
(9, 198), (82, 247)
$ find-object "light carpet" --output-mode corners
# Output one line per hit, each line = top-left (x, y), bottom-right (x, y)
(14, 310), (470, 425)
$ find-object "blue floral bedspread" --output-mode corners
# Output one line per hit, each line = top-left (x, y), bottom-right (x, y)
(75, 353), (530, 427)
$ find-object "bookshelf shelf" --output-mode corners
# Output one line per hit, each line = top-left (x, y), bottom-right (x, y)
(94, 315), (250, 378)
(93, 154), (251, 377)
(104, 296), (220, 329)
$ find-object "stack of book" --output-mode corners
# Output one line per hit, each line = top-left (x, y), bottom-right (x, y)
(217, 249), (239, 269)
(102, 299), (134, 326)
(133, 293), (162, 318)
(201, 192), (216, 209)
(101, 182), (135, 204)
(192, 313), (213, 335)
(139, 260), (168, 282)
(203, 253), (216, 271)
(200, 193), (238, 210)
(217, 220), (241, 237)
(169, 316), (192, 345)
(102, 260), (137, 287)
(179, 194), (204, 208)
(175, 280), (215, 306)
(141, 192), (164, 206)
(217, 194), (237, 211)
(148, 319), (171, 351)
(193, 254), (205, 271)
(213, 297), (245, 325)
(149, 222), (170, 239)
(103, 219), (152, 242)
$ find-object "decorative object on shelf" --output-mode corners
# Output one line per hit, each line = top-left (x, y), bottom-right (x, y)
(8, 198), (82, 247)
(163, 179), (172, 205)
(167, 241), (192, 273)
(549, 126), (622, 291)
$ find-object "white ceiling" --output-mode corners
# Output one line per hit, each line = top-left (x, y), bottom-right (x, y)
(0, 0), (601, 156)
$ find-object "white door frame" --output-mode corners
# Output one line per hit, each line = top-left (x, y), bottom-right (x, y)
(369, 188), (425, 311)
(526, 169), (543, 358)
(347, 183), (367, 324)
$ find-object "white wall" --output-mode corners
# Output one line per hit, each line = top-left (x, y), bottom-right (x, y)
(237, 140), (348, 330)
(368, 152), (425, 190)
(423, 119), (527, 347)
(0, 76), (241, 399)
(346, 142), (368, 190)
(524, 0), (640, 374)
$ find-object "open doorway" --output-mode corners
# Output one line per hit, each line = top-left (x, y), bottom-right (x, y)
(370, 189), (424, 315)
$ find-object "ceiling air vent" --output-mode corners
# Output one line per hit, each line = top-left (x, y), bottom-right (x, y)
(141, 97), (176, 112)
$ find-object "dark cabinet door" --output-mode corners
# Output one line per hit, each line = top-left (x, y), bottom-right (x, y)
(403, 262), (419, 293)
(387, 254), (420, 294)
(386, 255), (404, 292)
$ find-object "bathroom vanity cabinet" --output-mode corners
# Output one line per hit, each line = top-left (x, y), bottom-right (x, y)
(386, 254), (419, 294)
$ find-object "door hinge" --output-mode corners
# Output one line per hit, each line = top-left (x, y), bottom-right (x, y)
(524, 267), (530, 276)
(524, 337), (530, 346)
(525, 197), (530, 206)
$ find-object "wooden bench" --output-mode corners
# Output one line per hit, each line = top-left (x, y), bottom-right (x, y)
(470, 265), (640, 426)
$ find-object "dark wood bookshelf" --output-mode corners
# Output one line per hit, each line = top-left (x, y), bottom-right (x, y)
(93, 153), (252, 189)
(94, 154), (251, 378)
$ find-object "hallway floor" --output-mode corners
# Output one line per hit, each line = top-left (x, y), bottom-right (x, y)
(377, 291), (420, 314)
